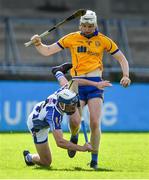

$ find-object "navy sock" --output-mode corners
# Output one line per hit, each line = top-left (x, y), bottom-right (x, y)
(72, 134), (78, 138)
(71, 134), (78, 140)
(91, 153), (98, 163)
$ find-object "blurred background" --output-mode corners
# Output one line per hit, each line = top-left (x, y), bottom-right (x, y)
(0, 0), (149, 132)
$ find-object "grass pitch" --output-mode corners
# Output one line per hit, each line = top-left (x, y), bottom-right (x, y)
(0, 132), (149, 179)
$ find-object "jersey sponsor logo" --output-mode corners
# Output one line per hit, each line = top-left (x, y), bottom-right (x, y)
(77, 46), (87, 52)
(87, 51), (100, 56)
(77, 44), (100, 57)
(77, 46), (100, 56)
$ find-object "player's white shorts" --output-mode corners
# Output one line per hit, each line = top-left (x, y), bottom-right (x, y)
(27, 112), (50, 144)
(27, 99), (62, 144)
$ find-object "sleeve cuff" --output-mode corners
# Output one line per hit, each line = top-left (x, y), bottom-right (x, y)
(111, 49), (119, 55)
(56, 42), (64, 49)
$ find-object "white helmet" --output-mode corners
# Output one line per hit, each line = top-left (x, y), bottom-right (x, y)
(57, 89), (79, 115)
(80, 10), (97, 26)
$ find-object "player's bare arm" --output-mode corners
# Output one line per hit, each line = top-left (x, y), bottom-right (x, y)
(55, 73), (112, 90)
(112, 50), (131, 87)
(52, 129), (93, 152)
(31, 34), (62, 56)
(73, 78), (112, 89)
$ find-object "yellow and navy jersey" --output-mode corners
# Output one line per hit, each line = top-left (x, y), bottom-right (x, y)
(57, 31), (119, 76)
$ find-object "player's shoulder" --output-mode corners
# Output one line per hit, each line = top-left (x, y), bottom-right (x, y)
(62, 31), (81, 38)
(98, 32), (110, 39)
(97, 32), (114, 44)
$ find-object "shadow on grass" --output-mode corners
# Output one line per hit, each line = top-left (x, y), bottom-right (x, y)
(34, 166), (113, 172)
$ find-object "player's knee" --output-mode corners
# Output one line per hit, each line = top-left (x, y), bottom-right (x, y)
(70, 111), (81, 125)
(72, 119), (80, 127)
(90, 120), (99, 130)
(70, 117), (80, 127)
(41, 158), (52, 166)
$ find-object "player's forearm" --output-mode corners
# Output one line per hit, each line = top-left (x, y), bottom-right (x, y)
(31, 34), (62, 56)
(35, 43), (61, 56)
(113, 50), (130, 77)
(73, 78), (98, 87)
(73, 78), (112, 89)
(56, 138), (85, 151)
(120, 59), (129, 77)
(35, 43), (52, 56)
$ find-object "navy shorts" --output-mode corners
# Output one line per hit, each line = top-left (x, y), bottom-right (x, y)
(78, 77), (104, 103)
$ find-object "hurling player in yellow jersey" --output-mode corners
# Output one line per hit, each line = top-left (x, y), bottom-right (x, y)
(30, 10), (131, 169)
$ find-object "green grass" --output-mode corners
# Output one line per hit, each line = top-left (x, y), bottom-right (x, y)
(0, 132), (149, 179)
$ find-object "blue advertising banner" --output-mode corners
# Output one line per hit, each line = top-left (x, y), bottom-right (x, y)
(0, 81), (149, 132)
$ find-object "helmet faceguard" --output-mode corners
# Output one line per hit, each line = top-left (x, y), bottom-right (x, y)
(80, 10), (97, 27)
(57, 89), (79, 115)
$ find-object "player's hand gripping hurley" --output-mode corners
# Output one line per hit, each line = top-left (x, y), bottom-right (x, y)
(24, 9), (86, 47)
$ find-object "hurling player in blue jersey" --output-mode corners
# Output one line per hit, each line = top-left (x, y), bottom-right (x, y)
(23, 86), (93, 167)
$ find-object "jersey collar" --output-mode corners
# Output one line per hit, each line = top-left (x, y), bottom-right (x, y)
(80, 29), (98, 39)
